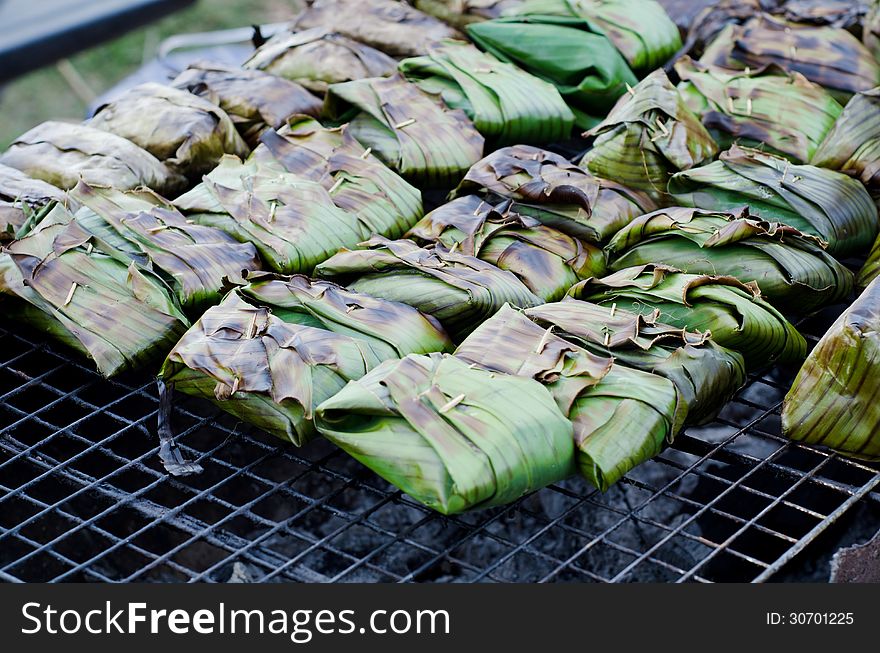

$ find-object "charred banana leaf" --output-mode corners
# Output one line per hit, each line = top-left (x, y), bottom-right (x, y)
(412, 0), (525, 29)
(0, 164), (66, 240)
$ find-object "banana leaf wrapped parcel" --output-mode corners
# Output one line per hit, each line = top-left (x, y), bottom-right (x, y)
(669, 145), (879, 258)
(675, 57), (842, 163)
(0, 121), (186, 194)
(412, 0), (525, 29)
(173, 156), (407, 274)
(291, 0), (463, 57)
(87, 83), (249, 179)
(524, 300), (747, 423)
(570, 264), (807, 367)
(316, 352), (576, 513)
(0, 205), (189, 377)
(407, 195), (605, 301)
(171, 62), (322, 146)
(453, 304), (681, 490)
(255, 116), (423, 235)
(69, 181), (261, 313)
(243, 28), (398, 95)
(605, 206), (853, 312)
(399, 39), (574, 145)
(452, 145), (656, 242)
(160, 275), (453, 446)
(314, 236), (541, 339)
(782, 276), (880, 461)
(324, 75), (484, 187)
(0, 163), (66, 240)
(857, 235), (880, 288)
(580, 70), (718, 201)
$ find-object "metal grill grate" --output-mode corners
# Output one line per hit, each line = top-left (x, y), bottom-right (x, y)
(1, 304), (879, 583)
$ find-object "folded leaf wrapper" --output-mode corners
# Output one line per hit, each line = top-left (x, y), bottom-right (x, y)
(243, 28), (398, 95)
(669, 145), (879, 258)
(172, 62), (322, 146)
(0, 205), (189, 377)
(0, 163), (67, 240)
(452, 145), (656, 242)
(399, 39), (574, 145)
(606, 206), (854, 312)
(324, 75), (484, 187)
(859, 236), (880, 288)
(407, 195), (605, 301)
(782, 276), (880, 461)
(454, 305), (680, 490)
(413, 0), (525, 29)
(580, 70), (718, 201)
(314, 236), (542, 339)
(570, 264), (807, 367)
(69, 181), (261, 313)
(0, 121), (186, 195)
(87, 83), (249, 179)
(676, 57), (842, 163)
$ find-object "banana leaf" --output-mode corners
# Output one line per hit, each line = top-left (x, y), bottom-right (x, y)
(291, 0), (463, 57)
(0, 163), (66, 241)
(782, 275), (880, 461)
(510, 0), (682, 72)
(775, 0), (867, 29)
(606, 206), (853, 312)
(412, 0), (525, 29)
(243, 28), (398, 95)
(857, 234), (880, 288)
(453, 304), (679, 490)
(0, 121), (186, 195)
(569, 264), (807, 367)
(524, 300), (747, 423)
(580, 69), (718, 202)
(466, 13), (637, 128)
(398, 39), (574, 145)
(254, 115), (423, 235)
(699, 15), (880, 102)
(173, 156), (407, 274)
(68, 181), (261, 313)
(324, 74), (484, 187)
(451, 144), (656, 242)
(406, 195), (605, 301)
(314, 236), (542, 339)
(669, 145), (879, 258)
(677, 0), (767, 59)
(865, 0), (880, 61)
(171, 62), (322, 146)
(0, 204), (189, 377)
(159, 292), (385, 446)
(316, 352), (575, 513)
(675, 57), (842, 163)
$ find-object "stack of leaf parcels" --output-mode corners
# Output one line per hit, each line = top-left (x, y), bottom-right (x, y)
(0, 163), (66, 240)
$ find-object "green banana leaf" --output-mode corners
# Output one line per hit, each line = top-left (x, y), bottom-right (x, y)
(0, 163), (67, 241)
(406, 195), (605, 301)
(316, 352), (575, 513)
(580, 69), (718, 202)
(782, 275), (880, 461)
(413, 0), (525, 29)
(324, 74), (485, 187)
(174, 156), (409, 275)
(675, 57), (842, 163)
(399, 39), (574, 145)
(171, 62), (323, 146)
(569, 264), (807, 367)
(453, 304), (679, 490)
(254, 115), (423, 236)
(68, 181), (261, 313)
(857, 235), (880, 288)
(0, 204), (189, 377)
(0, 121), (186, 195)
(314, 236), (542, 339)
(700, 15), (880, 102)
(87, 83), (249, 179)
(243, 28), (398, 95)
(525, 299), (747, 424)
(466, 13), (637, 128)
(606, 206), (854, 312)
(291, 0), (464, 57)
(512, 0), (682, 72)
(451, 144), (656, 242)
(668, 145), (879, 258)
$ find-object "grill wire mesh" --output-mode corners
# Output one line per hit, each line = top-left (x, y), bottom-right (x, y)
(1, 302), (879, 583)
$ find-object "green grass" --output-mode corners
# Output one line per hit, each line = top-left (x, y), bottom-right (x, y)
(0, 0), (302, 148)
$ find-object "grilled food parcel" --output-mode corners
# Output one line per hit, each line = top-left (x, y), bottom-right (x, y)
(0, 163), (67, 241)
